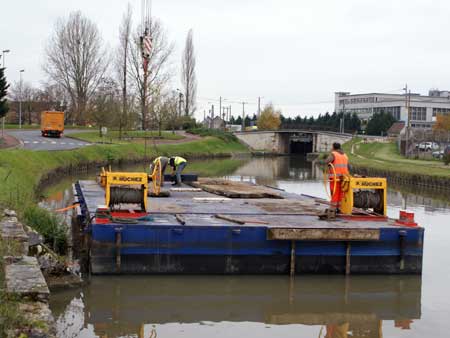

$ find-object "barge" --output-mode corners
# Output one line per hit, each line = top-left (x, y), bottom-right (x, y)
(74, 176), (424, 275)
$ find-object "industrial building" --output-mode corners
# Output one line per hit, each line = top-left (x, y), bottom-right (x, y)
(334, 90), (450, 129)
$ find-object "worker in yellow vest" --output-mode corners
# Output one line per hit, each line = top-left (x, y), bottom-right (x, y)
(325, 143), (349, 211)
(169, 156), (187, 186)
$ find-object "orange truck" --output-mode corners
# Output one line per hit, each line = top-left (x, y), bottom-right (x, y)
(41, 111), (64, 137)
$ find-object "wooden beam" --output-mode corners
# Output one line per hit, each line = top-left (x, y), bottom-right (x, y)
(215, 214), (245, 224)
(268, 228), (380, 241)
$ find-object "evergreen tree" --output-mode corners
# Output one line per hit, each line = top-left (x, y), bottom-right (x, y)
(366, 111), (396, 136)
(0, 67), (9, 122)
(244, 115), (252, 127)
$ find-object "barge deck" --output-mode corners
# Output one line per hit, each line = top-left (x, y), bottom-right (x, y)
(74, 179), (424, 275)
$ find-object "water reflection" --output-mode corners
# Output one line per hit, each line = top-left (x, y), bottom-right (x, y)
(50, 275), (421, 338)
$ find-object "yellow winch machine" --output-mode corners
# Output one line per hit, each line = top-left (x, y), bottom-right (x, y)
(99, 158), (163, 212)
(325, 164), (387, 217)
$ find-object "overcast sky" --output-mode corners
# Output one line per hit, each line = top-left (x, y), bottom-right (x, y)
(2, 0), (450, 119)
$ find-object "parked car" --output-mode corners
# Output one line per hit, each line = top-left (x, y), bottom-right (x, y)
(416, 142), (440, 151)
(432, 149), (444, 159)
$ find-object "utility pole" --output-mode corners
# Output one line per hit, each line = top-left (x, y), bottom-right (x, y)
(340, 100), (346, 133)
(219, 96), (222, 122)
(258, 97), (261, 117)
(404, 84), (411, 156)
(242, 102), (246, 131)
(222, 107), (226, 131)
(19, 69), (24, 129)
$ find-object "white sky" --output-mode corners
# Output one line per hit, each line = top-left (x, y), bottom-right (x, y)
(2, 0), (450, 120)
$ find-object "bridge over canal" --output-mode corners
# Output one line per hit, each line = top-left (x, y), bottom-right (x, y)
(234, 130), (352, 155)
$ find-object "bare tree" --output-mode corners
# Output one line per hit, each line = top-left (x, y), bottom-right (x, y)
(8, 82), (65, 124)
(116, 3), (133, 138)
(181, 29), (197, 116)
(9, 81), (36, 124)
(36, 82), (70, 112)
(164, 91), (181, 133)
(128, 19), (174, 130)
(43, 11), (109, 125)
(148, 90), (178, 136)
(89, 77), (120, 136)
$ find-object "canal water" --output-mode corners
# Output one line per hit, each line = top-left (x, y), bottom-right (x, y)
(44, 157), (450, 338)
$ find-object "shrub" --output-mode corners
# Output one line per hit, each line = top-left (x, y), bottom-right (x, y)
(178, 116), (198, 130)
(23, 206), (67, 254)
(444, 153), (450, 165)
(257, 104), (281, 130)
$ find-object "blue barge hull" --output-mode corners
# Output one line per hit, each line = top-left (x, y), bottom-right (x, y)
(74, 180), (424, 275)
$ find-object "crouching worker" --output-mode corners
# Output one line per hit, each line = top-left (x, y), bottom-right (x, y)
(169, 156), (187, 186)
(149, 156), (169, 186)
(325, 142), (349, 212)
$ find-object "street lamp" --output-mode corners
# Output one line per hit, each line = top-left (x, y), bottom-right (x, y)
(2, 50), (10, 68)
(19, 69), (24, 129)
(258, 96), (264, 117)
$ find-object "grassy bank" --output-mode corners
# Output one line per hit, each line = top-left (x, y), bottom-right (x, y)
(344, 138), (450, 187)
(69, 130), (184, 143)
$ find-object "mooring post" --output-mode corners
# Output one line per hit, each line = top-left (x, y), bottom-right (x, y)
(399, 230), (407, 271)
(115, 230), (122, 272)
(345, 242), (351, 275)
(290, 240), (296, 277)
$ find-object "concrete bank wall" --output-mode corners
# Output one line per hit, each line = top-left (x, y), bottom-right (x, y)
(234, 131), (283, 153)
(0, 210), (55, 338)
(315, 133), (352, 152)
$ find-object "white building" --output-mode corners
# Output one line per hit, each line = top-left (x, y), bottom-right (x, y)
(334, 90), (450, 129)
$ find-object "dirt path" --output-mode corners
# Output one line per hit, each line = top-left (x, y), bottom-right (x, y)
(153, 131), (202, 144)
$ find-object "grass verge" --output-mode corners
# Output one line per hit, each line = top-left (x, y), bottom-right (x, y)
(187, 128), (238, 143)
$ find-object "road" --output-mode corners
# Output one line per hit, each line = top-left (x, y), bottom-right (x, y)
(7, 129), (91, 151)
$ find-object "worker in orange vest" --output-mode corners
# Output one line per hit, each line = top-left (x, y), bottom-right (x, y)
(325, 142), (349, 211)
